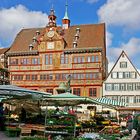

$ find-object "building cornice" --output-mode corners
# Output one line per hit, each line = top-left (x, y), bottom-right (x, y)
(64, 47), (102, 54)
(6, 50), (38, 57)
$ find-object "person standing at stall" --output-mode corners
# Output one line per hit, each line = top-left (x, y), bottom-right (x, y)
(20, 107), (26, 123)
(132, 114), (140, 139)
(0, 103), (5, 130)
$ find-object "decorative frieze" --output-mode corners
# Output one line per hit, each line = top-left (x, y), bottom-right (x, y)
(30, 66), (40, 70)
(20, 66), (30, 70)
(85, 80), (101, 84)
(9, 66), (19, 70)
(72, 63), (100, 69)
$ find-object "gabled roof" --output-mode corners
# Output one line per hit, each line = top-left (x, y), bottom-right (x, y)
(0, 47), (10, 54)
(106, 50), (140, 80)
(8, 28), (44, 53)
(7, 23), (105, 53)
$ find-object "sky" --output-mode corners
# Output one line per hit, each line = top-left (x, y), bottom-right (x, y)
(0, 0), (140, 72)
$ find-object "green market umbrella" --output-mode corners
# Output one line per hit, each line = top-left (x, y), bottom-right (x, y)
(43, 92), (100, 106)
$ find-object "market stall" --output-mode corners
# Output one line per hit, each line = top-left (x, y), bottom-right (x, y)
(0, 85), (51, 137)
(41, 92), (99, 138)
(41, 92), (126, 139)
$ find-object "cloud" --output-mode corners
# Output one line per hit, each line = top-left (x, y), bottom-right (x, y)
(98, 0), (140, 30)
(0, 5), (48, 47)
(108, 61), (115, 73)
(109, 38), (140, 58)
(107, 38), (140, 72)
(106, 31), (113, 48)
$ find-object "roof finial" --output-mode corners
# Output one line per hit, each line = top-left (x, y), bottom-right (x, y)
(63, 0), (69, 20)
(51, 3), (54, 10)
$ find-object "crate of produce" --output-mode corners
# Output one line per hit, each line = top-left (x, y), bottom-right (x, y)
(5, 126), (21, 137)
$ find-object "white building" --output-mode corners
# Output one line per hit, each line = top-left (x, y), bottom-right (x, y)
(103, 51), (140, 110)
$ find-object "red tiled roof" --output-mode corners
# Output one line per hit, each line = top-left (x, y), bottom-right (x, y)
(8, 23), (106, 53)
(64, 23), (105, 49)
(0, 48), (10, 54)
(8, 28), (45, 53)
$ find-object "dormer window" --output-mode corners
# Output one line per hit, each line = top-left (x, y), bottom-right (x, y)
(75, 34), (79, 41)
(73, 41), (77, 48)
(32, 37), (36, 43)
(29, 44), (33, 51)
(120, 61), (127, 68)
(36, 30), (40, 36)
(76, 28), (80, 34)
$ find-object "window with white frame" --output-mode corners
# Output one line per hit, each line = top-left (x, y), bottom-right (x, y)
(112, 72), (117, 78)
(120, 83), (125, 91)
(113, 84), (120, 91)
(124, 72), (130, 78)
(74, 56), (84, 63)
(129, 96), (134, 103)
(73, 88), (81, 96)
(120, 61), (127, 68)
(126, 96), (129, 103)
(95, 56), (99, 62)
(130, 72), (136, 78)
(105, 84), (112, 91)
(136, 83), (140, 90)
(26, 75), (30, 80)
(46, 74), (53, 80)
(60, 54), (68, 64)
(120, 96), (126, 103)
(135, 96), (140, 103)
(45, 54), (53, 65)
(112, 96), (118, 100)
(32, 58), (40, 65)
(32, 75), (37, 80)
(40, 74), (47, 80)
(21, 58), (29, 65)
(87, 56), (94, 62)
(89, 88), (96, 97)
(127, 83), (133, 91)
(118, 72), (123, 78)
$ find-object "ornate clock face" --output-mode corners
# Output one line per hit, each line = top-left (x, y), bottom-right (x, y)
(47, 30), (54, 38)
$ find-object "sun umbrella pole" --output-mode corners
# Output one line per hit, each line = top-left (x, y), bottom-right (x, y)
(44, 102), (48, 137)
(73, 110), (76, 137)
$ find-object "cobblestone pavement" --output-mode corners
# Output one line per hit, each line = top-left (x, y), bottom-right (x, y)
(0, 131), (20, 140)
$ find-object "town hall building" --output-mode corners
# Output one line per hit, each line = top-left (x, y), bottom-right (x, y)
(6, 5), (107, 97)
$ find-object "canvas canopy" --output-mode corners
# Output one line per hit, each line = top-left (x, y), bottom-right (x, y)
(0, 85), (51, 102)
(95, 97), (127, 107)
(43, 93), (127, 108)
(42, 92), (100, 106)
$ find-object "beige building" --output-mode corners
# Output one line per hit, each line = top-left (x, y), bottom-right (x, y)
(103, 51), (140, 111)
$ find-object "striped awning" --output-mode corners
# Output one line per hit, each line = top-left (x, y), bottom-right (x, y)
(95, 97), (127, 107)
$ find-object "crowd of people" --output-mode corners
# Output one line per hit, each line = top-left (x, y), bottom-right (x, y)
(118, 113), (140, 140)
